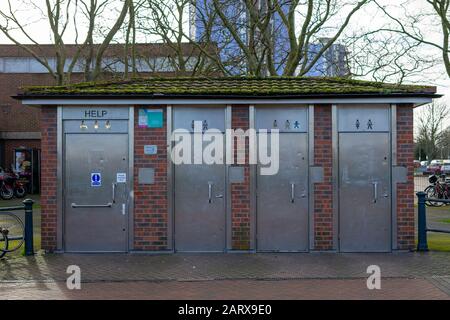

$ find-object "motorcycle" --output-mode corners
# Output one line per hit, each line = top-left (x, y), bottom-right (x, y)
(0, 167), (14, 200)
(0, 167), (27, 200)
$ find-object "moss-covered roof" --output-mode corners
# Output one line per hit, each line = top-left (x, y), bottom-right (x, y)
(17, 76), (437, 98)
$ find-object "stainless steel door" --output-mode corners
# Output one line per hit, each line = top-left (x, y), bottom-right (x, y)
(173, 107), (226, 252)
(257, 133), (309, 251)
(64, 134), (129, 252)
(339, 132), (391, 252)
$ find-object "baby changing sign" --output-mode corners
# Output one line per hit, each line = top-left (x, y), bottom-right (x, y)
(91, 172), (102, 187)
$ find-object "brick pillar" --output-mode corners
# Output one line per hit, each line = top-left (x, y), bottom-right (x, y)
(40, 107), (57, 252)
(314, 105), (333, 250)
(231, 106), (251, 250)
(133, 107), (168, 251)
(396, 104), (415, 250)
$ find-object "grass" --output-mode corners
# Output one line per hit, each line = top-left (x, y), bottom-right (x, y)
(439, 219), (450, 224)
(426, 233), (450, 252)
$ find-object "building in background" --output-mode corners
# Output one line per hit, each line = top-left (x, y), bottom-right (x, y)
(0, 43), (208, 193)
(190, 1), (350, 76)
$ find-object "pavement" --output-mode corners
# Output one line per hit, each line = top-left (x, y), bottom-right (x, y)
(1, 251), (450, 299)
(1, 194), (450, 300)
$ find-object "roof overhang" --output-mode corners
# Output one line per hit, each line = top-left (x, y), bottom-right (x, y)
(16, 93), (439, 107)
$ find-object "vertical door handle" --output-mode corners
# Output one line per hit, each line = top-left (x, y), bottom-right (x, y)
(112, 183), (117, 203)
(291, 183), (295, 203)
(208, 182), (212, 203)
(372, 181), (378, 203)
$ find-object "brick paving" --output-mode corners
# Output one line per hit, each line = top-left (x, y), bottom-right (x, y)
(1, 252), (450, 299)
(1, 278), (448, 300)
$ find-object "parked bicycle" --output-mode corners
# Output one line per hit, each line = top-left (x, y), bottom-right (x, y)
(424, 174), (450, 206)
(0, 212), (24, 258)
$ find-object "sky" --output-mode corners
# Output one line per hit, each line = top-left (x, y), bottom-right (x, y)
(0, 0), (448, 118)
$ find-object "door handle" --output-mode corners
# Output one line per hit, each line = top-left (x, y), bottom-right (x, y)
(291, 183), (295, 203)
(372, 181), (378, 203)
(71, 203), (112, 208)
(215, 194), (223, 198)
(208, 182), (212, 203)
(112, 183), (117, 203)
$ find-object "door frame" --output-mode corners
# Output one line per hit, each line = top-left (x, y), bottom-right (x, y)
(332, 104), (395, 252)
(168, 105), (230, 252)
(56, 106), (134, 252)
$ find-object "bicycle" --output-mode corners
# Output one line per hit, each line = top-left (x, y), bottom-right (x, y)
(0, 212), (24, 258)
(424, 174), (450, 207)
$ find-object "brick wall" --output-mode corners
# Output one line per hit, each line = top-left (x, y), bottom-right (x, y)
(133, 107), (168, 250)
(313, 105), (334, 250)
(40, 107), (57, 252)
(231, 106), (251, 250)
(396, 104), (415, 250)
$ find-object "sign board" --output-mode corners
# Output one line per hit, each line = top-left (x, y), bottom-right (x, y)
(62, 107), (129, 120)
(138, 109), (163, 128)
(144, 145), (158, 155)
(147, 109), (163, 128)
(91, 172), (102, 187)
(116, 173), (127, 183)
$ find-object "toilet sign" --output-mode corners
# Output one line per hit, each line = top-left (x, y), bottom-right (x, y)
(91, 173), (102, 187)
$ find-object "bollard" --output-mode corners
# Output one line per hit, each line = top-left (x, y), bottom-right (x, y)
(416, 192), (429, 252)
(23, 198), (34, 256)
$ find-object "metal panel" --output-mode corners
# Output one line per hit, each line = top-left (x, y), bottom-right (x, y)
(173, 107), (226, 252)
(338, 104), (390, 132)
(166, 105), (174, 251)
(308, 104), (315, 251)
(64, 133), (129, 252)
(391, 104), (398, 250)
(173, 106), (225, 132)
(332, 104), (339, 250)
(62, 107), (130, 120)
(138, 168), (155, 184)
(63, 120), (128, 133)
(23, 97), (434, 106)
(249, 105), (256, 251)
(127, 107), (135, 251)
(255, 106), (307, 132)
(338, 132), (391, 252)
(57, 107), (63, 251)
(229, 166), (245, 183)
(255, 106), (309, 251)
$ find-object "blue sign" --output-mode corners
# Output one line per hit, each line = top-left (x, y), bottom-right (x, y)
(91, 172), (102, 187)
(147, 109), (163, 128)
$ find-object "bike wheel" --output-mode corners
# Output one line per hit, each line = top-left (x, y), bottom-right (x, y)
(0, 231), (8, 258)
(14, 186), (26, 198)
(0, 185), (14, 200)
(425, 185), (444, 207)
(0, 213), (24, 252)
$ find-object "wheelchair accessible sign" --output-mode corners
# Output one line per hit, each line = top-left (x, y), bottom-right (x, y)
(91, 172), (102, 187)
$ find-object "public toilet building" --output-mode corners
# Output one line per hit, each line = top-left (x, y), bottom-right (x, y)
(16, 77), (438, 253)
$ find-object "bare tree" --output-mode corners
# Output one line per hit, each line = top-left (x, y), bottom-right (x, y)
(0, 0), (131, 84)
(137, 0), (371, 77)
(373, 0), (450, 78)
(415, 101), (449, 161)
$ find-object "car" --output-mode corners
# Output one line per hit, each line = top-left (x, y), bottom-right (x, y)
(441, 160), (450, 174)
(427, 159), (444, 175)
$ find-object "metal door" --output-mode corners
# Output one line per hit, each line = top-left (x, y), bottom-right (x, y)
(173, 107), (226, 252)
(256, 107), (309, 252)
(338, 132), (391, 252)
(64, 133), (129, 252)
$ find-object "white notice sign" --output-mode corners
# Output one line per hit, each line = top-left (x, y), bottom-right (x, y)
(116, 173), (127, 183)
